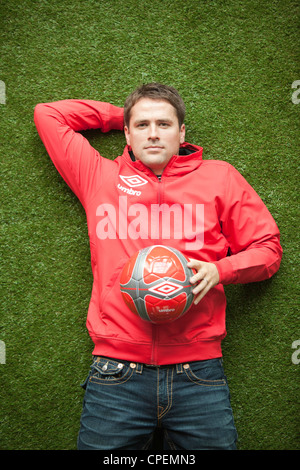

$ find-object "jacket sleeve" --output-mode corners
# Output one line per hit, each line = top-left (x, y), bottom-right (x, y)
(34, 99), (124, 206)
(214, 164), (282, 285)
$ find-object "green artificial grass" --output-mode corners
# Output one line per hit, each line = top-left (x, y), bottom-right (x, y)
(1, 0), (299, 451)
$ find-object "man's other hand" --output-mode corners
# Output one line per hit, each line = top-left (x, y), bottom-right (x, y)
(187, 259), (220, 305)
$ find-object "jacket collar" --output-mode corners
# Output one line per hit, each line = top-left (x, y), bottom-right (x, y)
(120, 142), (203, 178)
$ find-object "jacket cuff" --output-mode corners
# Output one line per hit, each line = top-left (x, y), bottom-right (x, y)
(213, 257), (236, 285)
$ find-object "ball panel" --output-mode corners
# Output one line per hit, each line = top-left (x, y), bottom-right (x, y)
(120, 291), (139, 316)
(145, 292), (188, 323)
(142, 245), (187, 283)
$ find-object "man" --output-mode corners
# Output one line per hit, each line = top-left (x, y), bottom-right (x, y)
(34, 83), (282, 450)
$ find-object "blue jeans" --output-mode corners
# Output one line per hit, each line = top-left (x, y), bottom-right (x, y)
(77, 356), (238, 450)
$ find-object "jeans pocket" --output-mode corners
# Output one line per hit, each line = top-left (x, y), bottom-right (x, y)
(183, 359), (227, 387)
(89, 357), (134, 386)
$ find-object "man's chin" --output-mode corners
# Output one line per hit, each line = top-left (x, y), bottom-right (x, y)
(144, 159), (167, 175)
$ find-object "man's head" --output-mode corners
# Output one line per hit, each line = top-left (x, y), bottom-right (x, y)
(124, 83), (186, 175)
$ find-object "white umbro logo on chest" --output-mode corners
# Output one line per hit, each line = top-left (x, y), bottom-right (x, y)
(117, 174), (148, 197)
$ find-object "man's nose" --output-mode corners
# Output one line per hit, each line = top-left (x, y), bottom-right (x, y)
(148, 124), (159, 140)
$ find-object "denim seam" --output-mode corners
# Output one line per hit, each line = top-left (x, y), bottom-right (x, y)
(163, 429), (178, 450)
(89, 368), (134, 386)
(184, 368), (226, 387)
(157, 368), (174, 423)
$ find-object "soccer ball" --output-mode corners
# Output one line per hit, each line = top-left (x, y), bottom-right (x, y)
(120, 245), (196, 324)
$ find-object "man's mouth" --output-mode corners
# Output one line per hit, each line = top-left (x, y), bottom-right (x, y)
(145, 146), (163, 150)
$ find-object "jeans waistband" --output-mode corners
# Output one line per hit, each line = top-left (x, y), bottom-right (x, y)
(94, 356), (222, 375)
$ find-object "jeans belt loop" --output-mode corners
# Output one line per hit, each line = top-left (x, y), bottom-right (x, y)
(176, 363), (184, 374)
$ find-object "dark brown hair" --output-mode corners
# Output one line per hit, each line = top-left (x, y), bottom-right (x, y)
(124, 83), (186, 128)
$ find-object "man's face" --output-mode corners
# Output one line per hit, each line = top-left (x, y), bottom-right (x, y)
(124, 98), (185, 175)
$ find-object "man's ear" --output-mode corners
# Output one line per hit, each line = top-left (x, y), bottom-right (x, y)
(180, 123), (186, 144)
(124, 125), (130, 146)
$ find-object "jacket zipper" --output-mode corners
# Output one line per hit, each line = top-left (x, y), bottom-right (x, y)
(150, 174), (163, 365)
(157, 174), (162, 201)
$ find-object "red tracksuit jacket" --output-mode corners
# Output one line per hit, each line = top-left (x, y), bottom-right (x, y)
(34, 99), (282, 365)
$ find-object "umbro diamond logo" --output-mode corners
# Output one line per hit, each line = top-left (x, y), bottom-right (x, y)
(119, 175), (148, 187)
(148, 281), (183, 297)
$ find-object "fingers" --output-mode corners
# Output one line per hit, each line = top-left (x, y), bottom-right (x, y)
(187, 259), (209, 287)
(187, 259), (219, 305)
(191, 277), (211, 305)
